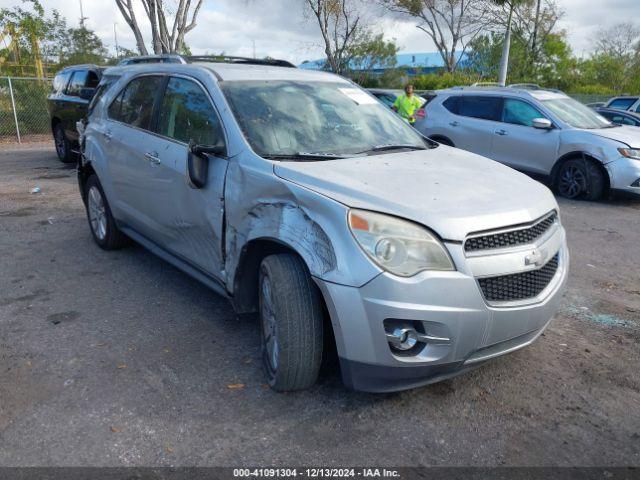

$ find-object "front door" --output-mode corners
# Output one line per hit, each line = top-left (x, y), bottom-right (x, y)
(142, 76), (228, 279)
(490, 98), (560, 175)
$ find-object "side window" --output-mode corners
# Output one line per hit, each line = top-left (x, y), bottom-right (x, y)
(459, 96), (502, 121)
(66, 70), (88, 96)
(53, 71), (71, 94)
(503, 99), (546, 127)
(156, 77), (224, 146)
(110, 75), (163, 129)
(443, 96), (460, 114)
(87, 71), (100, 88)
(608, 98), (636, 110)
(89, 75), (120, 115)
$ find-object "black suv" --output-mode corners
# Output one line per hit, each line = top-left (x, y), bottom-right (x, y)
(48, 65), (103, 163)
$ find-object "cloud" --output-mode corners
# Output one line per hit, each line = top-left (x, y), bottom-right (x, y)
(0, 0), (637, 63)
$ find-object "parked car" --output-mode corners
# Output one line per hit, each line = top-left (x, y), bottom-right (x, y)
(79, 57), (568, 392)
(604, 96), (640, 112)
(368, 88), (428, 120)
(416, 86), (640, 200)
(595, 107), (640, 127)
(48, 64), (103, 163)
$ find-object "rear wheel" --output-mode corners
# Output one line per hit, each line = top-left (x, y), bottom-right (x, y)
(53, 123), (75, 164)
(85, 175), (129, 250)
(259, 254), (323, 391)
(555, 158), (605, 200)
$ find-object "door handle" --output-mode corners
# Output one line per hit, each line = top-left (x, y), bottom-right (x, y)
(103, 130), (113, 141)
(449, 121), (460, 127)
(494, 129), (508, 136)
(145, 151), (161, 165)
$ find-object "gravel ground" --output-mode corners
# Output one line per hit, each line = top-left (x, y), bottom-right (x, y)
(1, 144), (639, 467)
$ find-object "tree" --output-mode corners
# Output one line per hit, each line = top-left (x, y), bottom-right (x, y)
(62, 26), (109, 66)
(346, 32), (399, 84)
(305, 0), (362, 75)
(490, 0), (533, 85)
(594, 23), (640, 61)
(114, 0), (205, 55)
(382, 0), (488, 73)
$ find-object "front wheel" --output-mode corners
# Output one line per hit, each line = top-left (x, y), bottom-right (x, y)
(259, 254), (324, 391)
(555, 158), (605, 200)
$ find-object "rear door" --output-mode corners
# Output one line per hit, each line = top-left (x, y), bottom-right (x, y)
(104, 74), (166, 238)
(452, 95), (503, 157)
(490, 97), (560, 174)
(141, 76), (228, 278)
(64, 70), (90, 141)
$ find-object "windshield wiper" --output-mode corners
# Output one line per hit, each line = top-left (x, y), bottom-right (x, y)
(356, 144), (428, 155)
(261, 152), (347, 161)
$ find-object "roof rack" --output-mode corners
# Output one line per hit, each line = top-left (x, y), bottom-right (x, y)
(118, 54), (187, 66)
(186, 55), (297, 68)
(508, 83), (543, 90)
(471, 82), (502, 87)
(117, 54), (296, 69)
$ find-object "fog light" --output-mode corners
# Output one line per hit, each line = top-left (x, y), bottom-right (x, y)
(386, 327), (419, 351)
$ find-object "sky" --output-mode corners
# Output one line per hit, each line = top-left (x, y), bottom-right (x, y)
(1, 0), (638, 63)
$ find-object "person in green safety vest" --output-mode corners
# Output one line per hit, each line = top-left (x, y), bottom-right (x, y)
(392, 84), (422, 124)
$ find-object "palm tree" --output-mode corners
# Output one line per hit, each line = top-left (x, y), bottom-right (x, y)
(493, 0), (531, 86)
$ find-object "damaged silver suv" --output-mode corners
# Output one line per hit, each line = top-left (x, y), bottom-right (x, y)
(79, 56), (569, 392)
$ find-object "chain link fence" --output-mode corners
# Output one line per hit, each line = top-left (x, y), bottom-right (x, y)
(0, 77), (53, 143)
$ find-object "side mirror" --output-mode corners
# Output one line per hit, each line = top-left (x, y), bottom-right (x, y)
(532, 118), (553, 130)
(79, 87), (95, 100)
(187, 141), (226, 189)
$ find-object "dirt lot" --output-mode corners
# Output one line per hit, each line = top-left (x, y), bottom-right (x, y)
(1, 144), (639, 467)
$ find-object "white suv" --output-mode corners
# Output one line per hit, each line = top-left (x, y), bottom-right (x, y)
(415, 86), (640, 200)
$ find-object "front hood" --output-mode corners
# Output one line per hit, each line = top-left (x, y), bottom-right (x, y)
(274, 146), (557, 241)
(587, 125), (640, 147)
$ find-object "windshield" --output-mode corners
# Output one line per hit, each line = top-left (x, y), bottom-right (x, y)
(220, 80), (427, 158)
(541, 97), (613, 129)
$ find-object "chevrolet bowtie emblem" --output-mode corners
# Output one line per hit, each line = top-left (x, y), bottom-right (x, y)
(525, 249), (547, 267)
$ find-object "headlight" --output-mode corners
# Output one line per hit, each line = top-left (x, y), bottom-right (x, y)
(348, 209), (455, 277)
(618, 148), (640, 160)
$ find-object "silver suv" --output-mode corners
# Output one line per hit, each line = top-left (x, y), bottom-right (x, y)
(416, 86), (640, 200)
(79, 57), (569, 392)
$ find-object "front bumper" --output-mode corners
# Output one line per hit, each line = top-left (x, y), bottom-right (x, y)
(606, 157), (640, 197)
(316, 228), (569, 393)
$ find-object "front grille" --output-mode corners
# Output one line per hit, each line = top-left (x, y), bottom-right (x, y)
(465, 213), (557, 253)
(478, 253), (560, 303)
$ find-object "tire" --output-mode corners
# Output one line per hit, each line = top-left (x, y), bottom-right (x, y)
(258, 254), (324, 391)
(84, 175), (129, 250)
(53, 123), (75, 164)
(555, 158), (605, 200)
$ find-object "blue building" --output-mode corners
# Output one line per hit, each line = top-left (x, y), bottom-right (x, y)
(299, 51), (468, 76)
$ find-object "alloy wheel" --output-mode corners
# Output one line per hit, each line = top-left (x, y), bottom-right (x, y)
(260, 274), (279, 377)
(559, 164), (587, 199)
(87, 186), (107, 241)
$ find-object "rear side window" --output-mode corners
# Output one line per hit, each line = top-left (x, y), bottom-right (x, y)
(53, 71), (71, 94)
(109, 75), (164, 130)
(608, 98), (637, 110)
(459, 96), (502, 121)
(66, 70), (88, 96)
(502, 99), (546, 127)
(156, 77), (224, 145)
(88, 75), (120, 115)
(443, 96), (460, 114)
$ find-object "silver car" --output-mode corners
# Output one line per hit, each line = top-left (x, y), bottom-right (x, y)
(416, 86), (640, 200)
(79, 58), (569, 392)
